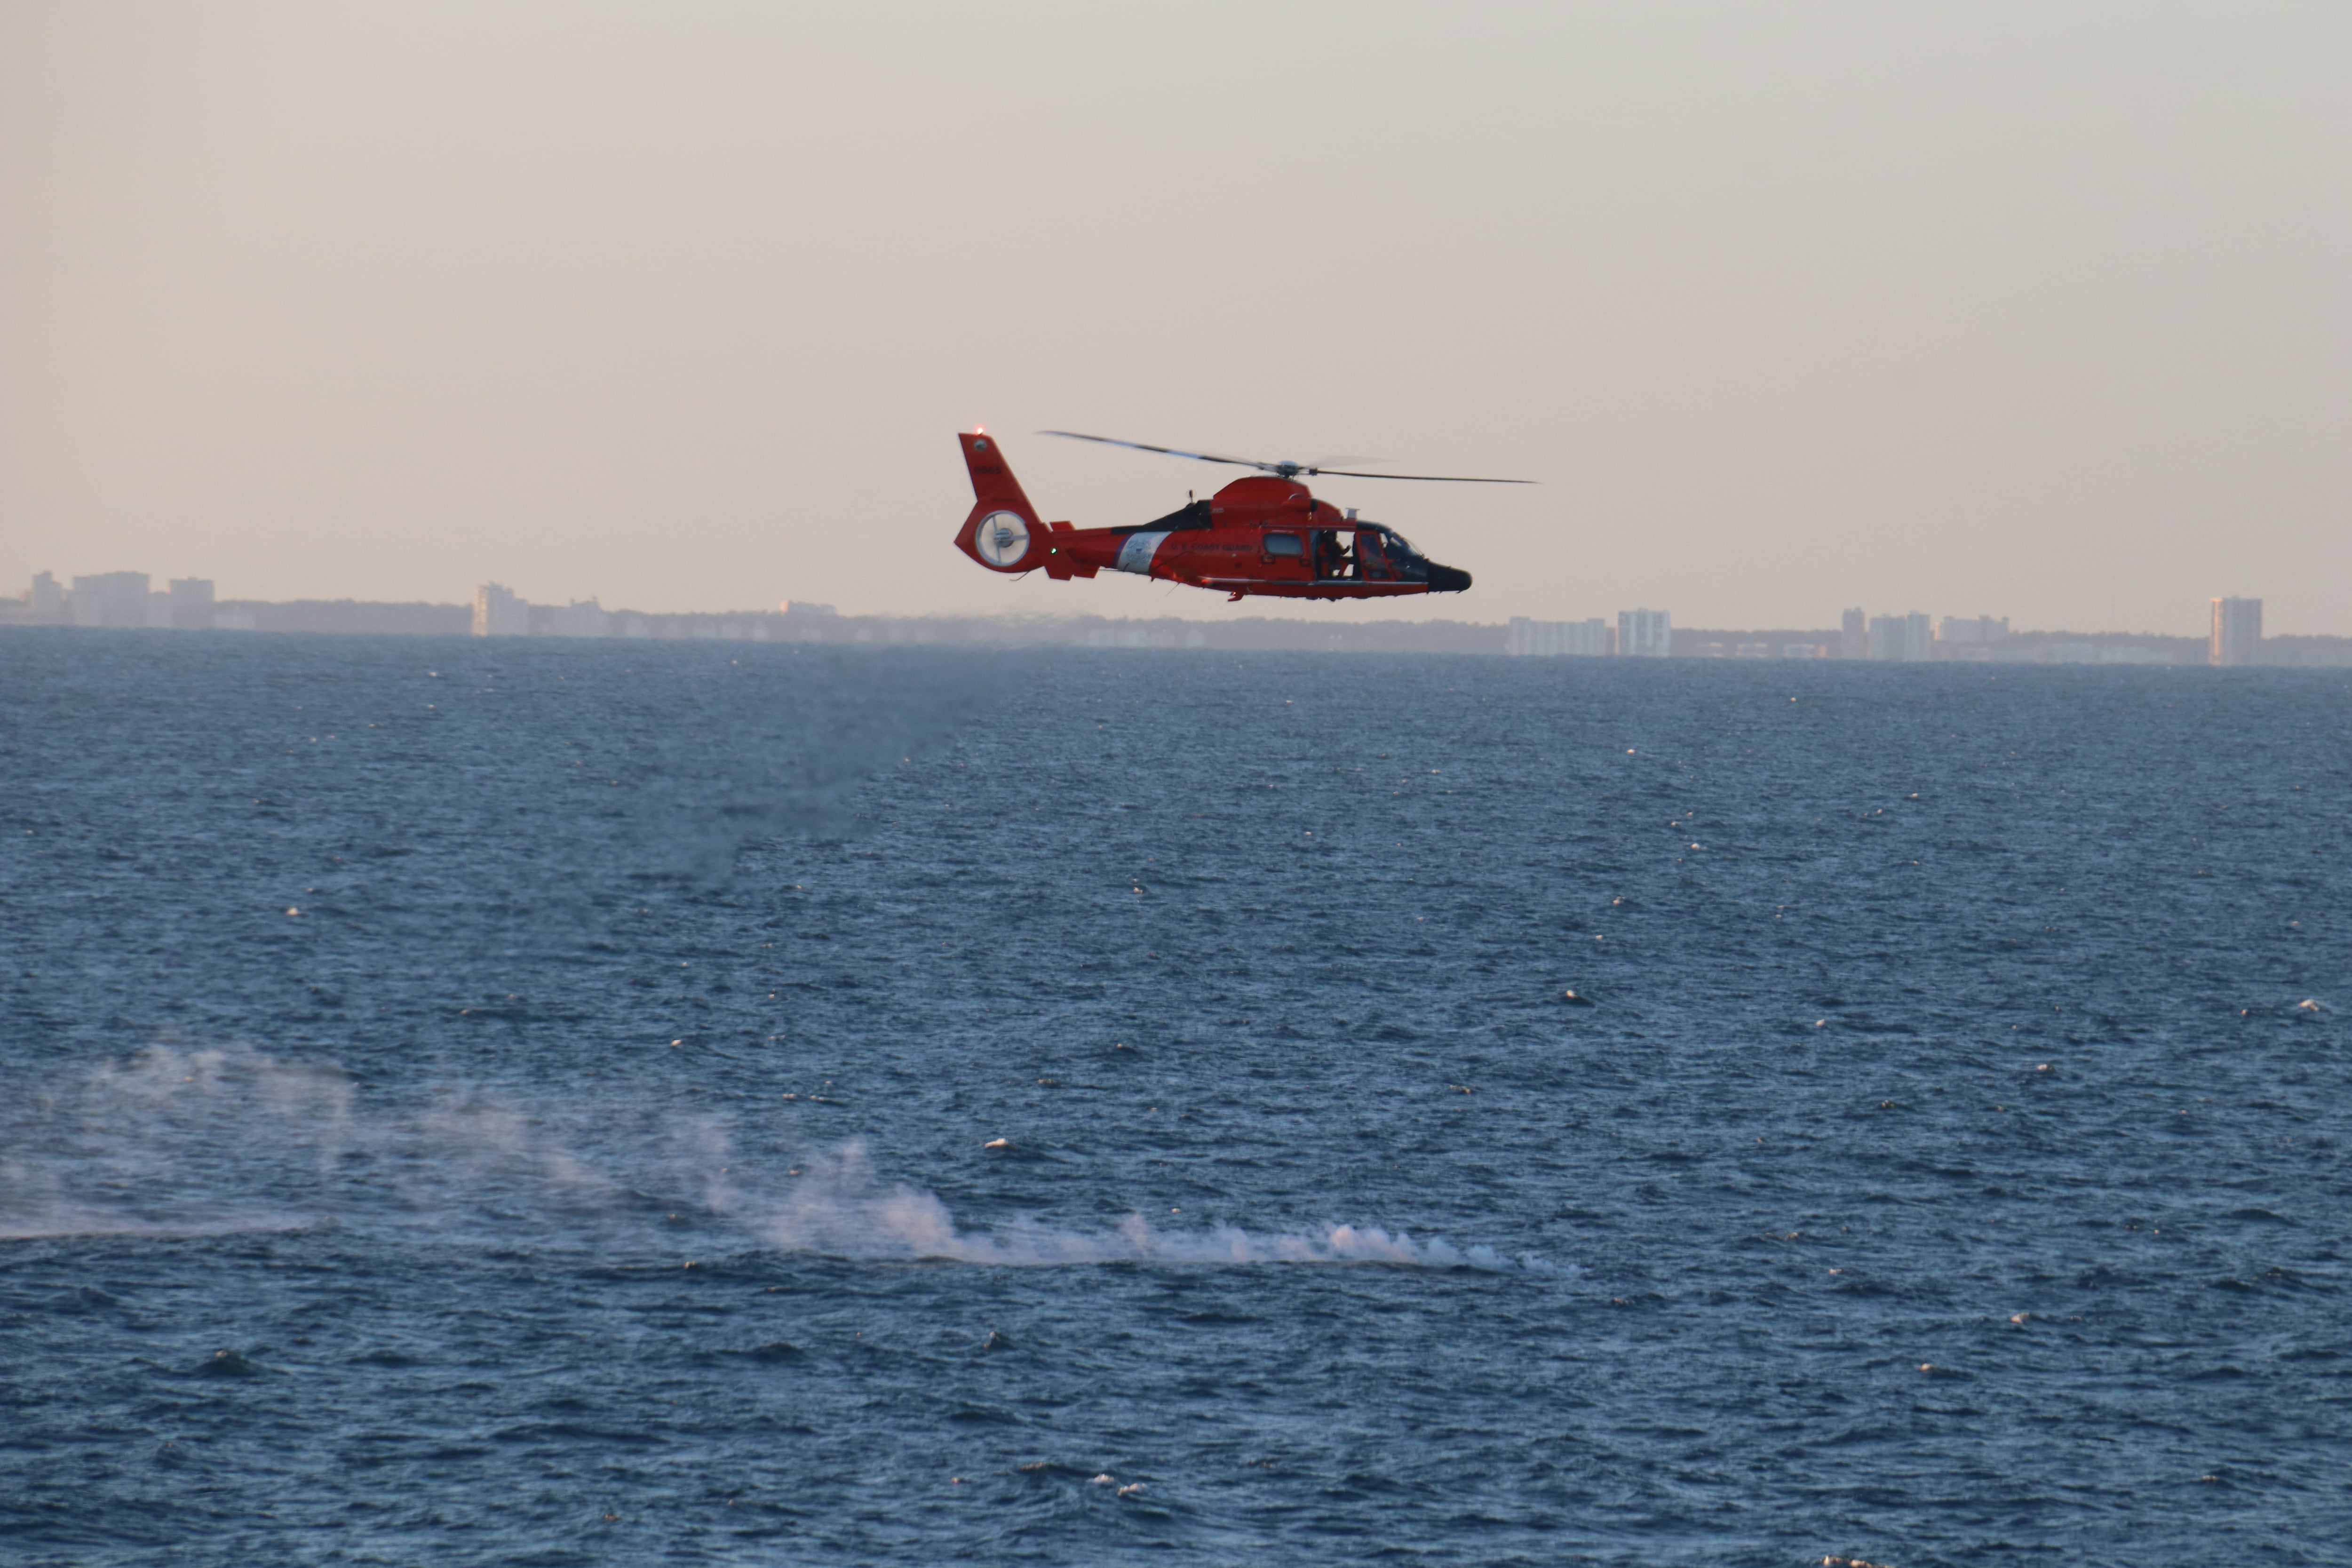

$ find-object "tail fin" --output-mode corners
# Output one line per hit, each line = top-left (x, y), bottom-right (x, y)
(954, 431), (1047, 573)
(960, 431), (1035, 514)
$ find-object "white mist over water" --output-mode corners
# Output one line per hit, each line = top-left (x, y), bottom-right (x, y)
(717, 1137), (1555, 1271)
(0, 1047), (1554, 1271)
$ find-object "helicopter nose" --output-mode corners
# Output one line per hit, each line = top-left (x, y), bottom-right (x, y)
(1426, 564), (1472, 593)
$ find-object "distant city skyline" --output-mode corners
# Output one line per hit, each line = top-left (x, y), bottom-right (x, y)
(14, 567), (2338, 666)
(3, 562), (2292, 644)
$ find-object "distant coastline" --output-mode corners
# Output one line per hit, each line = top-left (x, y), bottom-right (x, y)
(5, 597), (2347, 665)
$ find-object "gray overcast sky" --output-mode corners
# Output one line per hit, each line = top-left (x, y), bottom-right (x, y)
(2, 1), (2346, 631)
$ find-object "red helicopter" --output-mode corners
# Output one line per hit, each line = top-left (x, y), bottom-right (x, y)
(952, 430), (1528, 601)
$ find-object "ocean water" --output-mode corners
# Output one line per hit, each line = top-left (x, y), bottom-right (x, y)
(2, 629), (2347, 1567)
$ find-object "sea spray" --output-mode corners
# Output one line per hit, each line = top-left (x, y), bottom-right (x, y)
(715, 1137), (1556, 1269)
(0, 1048), (1557, 1270)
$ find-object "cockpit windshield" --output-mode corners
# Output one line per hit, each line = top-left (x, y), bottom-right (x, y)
(1344, 525), (1429, 583)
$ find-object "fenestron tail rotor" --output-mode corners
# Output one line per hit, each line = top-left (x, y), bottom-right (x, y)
(1041, 430), (1533, 485)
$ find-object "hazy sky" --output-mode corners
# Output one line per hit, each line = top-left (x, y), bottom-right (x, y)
(3, 1), (2347, 631)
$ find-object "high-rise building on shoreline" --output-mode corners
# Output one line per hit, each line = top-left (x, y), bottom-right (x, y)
(472, 585), (614, 637)
(1936, 615), (2008, 648)
(472, 582), (527, 637)
(169, 578), (215, 631)
(1868, 612), (1932, 662)
(1841, 608), (1867, 660)
(1617, 608), (1671, 658)
(70, 573), (151, 629)
(2210, 597), (2262, 666)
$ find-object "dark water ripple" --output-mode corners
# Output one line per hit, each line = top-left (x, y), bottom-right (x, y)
(1, 629), (2348, 1565)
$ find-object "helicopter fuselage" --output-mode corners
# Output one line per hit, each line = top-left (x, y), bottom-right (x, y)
(953, 432), (1471, 601)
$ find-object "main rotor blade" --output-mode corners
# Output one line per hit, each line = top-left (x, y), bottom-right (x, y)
(1308, 469), (1535, 484)
(1040, 430), (1266, 469)
(1041, 430), (1537, 485)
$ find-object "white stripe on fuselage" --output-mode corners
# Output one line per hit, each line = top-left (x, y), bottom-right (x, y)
(1113, 532), (1171, 575)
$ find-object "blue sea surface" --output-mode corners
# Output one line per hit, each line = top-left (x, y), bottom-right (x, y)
(2, 629), (2347, 1566)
